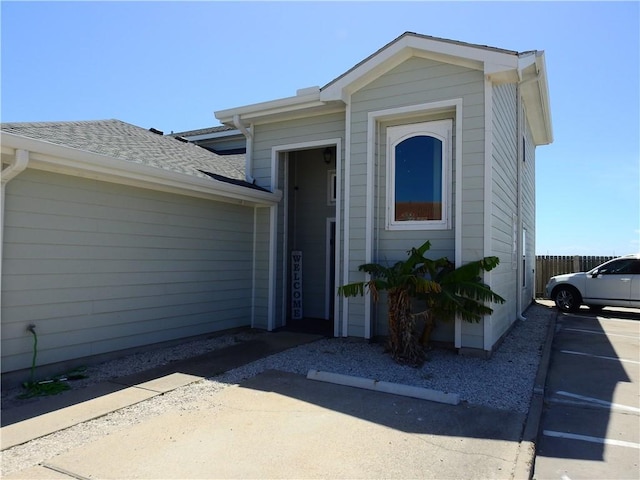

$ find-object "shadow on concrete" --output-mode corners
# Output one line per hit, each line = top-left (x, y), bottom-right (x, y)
(537, 307), (636, 462)
(1, 332), (323, 427)
(237, 369), (527, 441)
(573, 304), (640, 321)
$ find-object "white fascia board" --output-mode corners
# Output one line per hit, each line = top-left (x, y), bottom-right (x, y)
(534, 52), (554, 144)
(181, 129), (242, 141)
(517, 52), (538, 73)
(519, 52), (553, 146)
(1, 144), (16, 156)
(321, 45), (413, 101)
(404, 35), (518, 68)
(215, 91), (323, 124)
(0, 132), (281, 206)
(237, 104), (346, 127)
(322, 34), (519, 101)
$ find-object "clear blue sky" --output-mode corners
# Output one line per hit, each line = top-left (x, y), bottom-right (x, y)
(2, 1), (638, 256)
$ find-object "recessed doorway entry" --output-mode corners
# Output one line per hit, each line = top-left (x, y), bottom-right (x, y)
(282, 145), (336, 337)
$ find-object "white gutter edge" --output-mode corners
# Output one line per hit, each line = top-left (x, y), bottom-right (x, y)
(1, 148), (30, 185)
(215, 91), (322, 124)
(178, 129), (242, 142)
(535, 52), (554, 144)
(1, 132), (280, 206)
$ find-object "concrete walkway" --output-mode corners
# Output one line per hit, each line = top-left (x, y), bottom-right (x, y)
(1, 317), (556, 479)
(1, 331), (324, 450)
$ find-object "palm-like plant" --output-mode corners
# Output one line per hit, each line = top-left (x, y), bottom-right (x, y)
(417, 255), (505, 345)
(338, 240), (505, 366)
(338, 241), (443, 365)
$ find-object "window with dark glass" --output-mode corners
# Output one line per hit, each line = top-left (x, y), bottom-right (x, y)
(597, 259), (640, 275)
(394, 135), (443, 221)
(386, 119), (451, 230)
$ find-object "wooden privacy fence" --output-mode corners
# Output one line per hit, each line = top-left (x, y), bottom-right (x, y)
(535, 255), (616, 297)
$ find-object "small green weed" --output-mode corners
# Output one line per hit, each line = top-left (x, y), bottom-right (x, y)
(18, 367), (88, 400)
(19, 380), (71, 399)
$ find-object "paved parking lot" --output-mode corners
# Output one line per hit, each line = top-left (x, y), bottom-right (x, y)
(533, 306), (640, 479)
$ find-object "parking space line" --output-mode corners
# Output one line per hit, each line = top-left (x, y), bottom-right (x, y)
(594, 316), (640, 324)
(561, 314), (640, 324)
(554, 391), (640, 414)
(564, 327), (639, 340)
(543, 430), (640, 449)
(41, 463), (92, 480)
(560, 349), (640, 365)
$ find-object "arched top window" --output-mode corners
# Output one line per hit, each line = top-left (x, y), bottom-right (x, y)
(386, 120), (452, 230)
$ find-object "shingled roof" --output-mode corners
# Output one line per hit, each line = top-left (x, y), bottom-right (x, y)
(171, 125), (236, 138)
(1, 119), (247, 183)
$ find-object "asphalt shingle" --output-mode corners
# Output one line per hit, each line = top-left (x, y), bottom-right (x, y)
(1, 119), (246, 182)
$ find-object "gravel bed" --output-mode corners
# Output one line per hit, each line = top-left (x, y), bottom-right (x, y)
(0, 302), (553, 476)
(1, 330), (261, 411)
(215, 304), (550, 413)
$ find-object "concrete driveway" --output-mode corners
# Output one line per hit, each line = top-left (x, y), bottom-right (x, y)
(533, 306), (640, 479)
(5, 369), (530, 479)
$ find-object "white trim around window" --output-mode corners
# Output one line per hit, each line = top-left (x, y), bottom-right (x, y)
(385, 119), (452, 230)
(366, 99), (462, 340)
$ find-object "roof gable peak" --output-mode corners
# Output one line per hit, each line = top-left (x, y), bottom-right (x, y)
(321, 32), (522, 101)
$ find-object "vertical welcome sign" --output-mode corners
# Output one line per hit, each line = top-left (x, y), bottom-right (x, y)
(291, 250), (303, 319)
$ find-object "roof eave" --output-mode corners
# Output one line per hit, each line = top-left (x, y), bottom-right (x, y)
(321, 32), (520, 101)
(520, 52), (554, 146)
(213, 32), (552, 144)
(176, 129), (243, 142)
(215, 91), (345, 125)
(0, 131), (281, 206)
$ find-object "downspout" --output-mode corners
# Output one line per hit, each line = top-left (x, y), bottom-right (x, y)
(515, 79), (530, 321)
(515, 70), (541, 321)
(516, 84), (525, 321)
(1, 149), (30, 321)
(233, 114), (255, 184)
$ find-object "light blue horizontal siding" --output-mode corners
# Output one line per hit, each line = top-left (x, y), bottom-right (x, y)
(252, 113), (345, 188)
(252, 206), (271, 330)
(489, 83), (518, 343)
(350, 56), (485, 340)
(251, 112), (345, 327)
(1, 169), (256, 373)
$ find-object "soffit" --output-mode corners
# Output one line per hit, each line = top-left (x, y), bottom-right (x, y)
(520, 53), (554, 145)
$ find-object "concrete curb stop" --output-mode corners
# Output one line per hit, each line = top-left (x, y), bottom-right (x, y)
(306, 369), (460, 405)
(511, 309), (558, 480)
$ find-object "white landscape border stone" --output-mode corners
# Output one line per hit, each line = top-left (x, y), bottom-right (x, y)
(307, 369), (460, 405)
